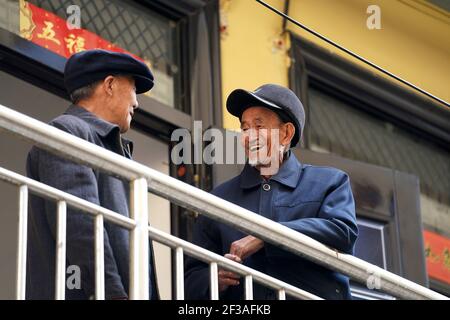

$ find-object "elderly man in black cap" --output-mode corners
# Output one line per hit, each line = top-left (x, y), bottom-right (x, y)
(185, 84), (358, 300)
(26, 49), (158, 300)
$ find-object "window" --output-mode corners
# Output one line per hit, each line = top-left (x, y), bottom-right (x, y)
(308, 86), (450, 237)
(1, 0), (183, 110)
(351, 218), (393, 300)
(354, 218), (387, 269)
(290, 33), (450, 294)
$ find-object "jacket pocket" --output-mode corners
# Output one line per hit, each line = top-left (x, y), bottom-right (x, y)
(273, 201), (321, 222)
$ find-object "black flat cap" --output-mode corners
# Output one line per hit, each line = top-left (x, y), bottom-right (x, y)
(226, 84), (305, 147)
(64, 49), (154, 94)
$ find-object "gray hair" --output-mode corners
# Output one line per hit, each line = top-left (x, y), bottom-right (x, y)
(69, 81), (101, 104)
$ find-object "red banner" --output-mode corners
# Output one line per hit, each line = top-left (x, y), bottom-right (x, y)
(424, 230), (450, 285)
(19, 0), (146, 63)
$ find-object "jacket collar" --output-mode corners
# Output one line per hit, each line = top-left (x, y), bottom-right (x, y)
(240, 151), (302, 189)
(65, 104), (119, 137)
(65, 104), (133, 156)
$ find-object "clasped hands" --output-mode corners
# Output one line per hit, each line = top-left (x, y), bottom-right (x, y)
(218, 235), (264, 292)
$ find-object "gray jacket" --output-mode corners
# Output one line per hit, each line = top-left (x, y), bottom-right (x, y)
(26, 105), (158, 300)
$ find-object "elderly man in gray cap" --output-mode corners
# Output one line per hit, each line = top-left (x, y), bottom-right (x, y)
(26, 49), (158, 300)
(185, 84), (358, 300)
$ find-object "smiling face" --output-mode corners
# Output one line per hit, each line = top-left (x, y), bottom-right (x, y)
(240, 106), (295, 173)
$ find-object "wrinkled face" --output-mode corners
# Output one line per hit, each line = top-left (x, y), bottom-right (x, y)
(106, 76), (138, 133)
(240, 106), (289, 170)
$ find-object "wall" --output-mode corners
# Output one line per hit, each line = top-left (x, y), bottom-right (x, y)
(220, 0), (289, 130)
(220, 0), (450, 130)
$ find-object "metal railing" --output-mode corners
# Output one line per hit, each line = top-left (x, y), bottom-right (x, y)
(0, 166), (319, 300)
(0, 103), (447, 300)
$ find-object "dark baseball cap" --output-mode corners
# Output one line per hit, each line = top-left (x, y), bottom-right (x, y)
(226, 84), (305, 147)
(64, 49), (154, 94)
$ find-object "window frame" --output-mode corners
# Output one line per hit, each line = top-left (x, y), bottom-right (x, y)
(0, 0), (223, 135)
(288, 33), (450, 151)
(289, 33), (450, 295)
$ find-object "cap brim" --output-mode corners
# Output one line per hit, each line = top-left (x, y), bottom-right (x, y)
(133, 75), (154, 94)
(226, 89), (283, 118)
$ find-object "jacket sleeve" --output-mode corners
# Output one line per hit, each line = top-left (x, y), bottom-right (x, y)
(37, 121), (127, 299)
(184, 214), (222, 299)
(265, 172), (358, 259)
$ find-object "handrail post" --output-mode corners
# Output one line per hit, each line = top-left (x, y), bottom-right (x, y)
(210, 262), (219, 300)
(55, 200), (67, 300)
(16, 185), (28, 300)
(175, 247), (184, 300)
(245, 275), (253, 300)
(94, 214), (105, 300)
(278, 289), (286, 300)
(129, 178), (149, 300)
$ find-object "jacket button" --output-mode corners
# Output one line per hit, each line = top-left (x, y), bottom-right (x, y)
(262, 183), (271, 191)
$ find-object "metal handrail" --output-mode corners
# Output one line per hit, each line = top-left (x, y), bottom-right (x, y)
(147, 225), (320, 300)
(0, 166), (320, 300)
(0, 103), (447, 300)
(0, 167), (136, 299)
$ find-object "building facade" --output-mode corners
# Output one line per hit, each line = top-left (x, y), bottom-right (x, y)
(0, 0), (448, 298)
(218, 0), (449, 296)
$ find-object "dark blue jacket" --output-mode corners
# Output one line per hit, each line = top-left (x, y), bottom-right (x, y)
(185, 152), (358, 300)
(26, 105), (158, 300)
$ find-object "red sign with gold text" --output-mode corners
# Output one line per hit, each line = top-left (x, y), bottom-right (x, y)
(19, 0), (146, 63)
(424, 230), (450, 285)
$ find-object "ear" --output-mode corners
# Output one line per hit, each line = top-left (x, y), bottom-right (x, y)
(102, 75), (115, 96)
(281, 122), (295, 146)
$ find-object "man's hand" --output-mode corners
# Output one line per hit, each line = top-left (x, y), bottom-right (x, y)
(218, 254), (242, 292)
(230, 235), (264, 260)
